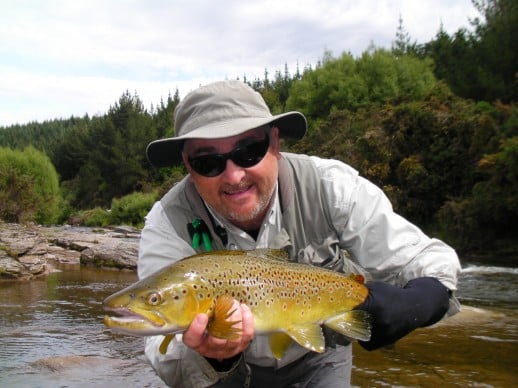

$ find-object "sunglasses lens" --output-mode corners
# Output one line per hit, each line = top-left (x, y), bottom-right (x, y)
(232, 138), (270, 167)
(189, 155), (226, 177)
(188, 136), (270, 177)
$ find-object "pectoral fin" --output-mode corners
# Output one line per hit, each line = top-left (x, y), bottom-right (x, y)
(159, 334), (175, 354)
(206, 295), (242, 340)
(324, 310), (371, 341)
(285, 324), (326, 354)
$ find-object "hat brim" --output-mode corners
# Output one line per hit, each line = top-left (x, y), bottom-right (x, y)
(146, 111), (306, 167)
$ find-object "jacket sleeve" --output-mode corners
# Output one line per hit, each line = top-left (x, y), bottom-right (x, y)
(138, 201), (226, 387)
(314, 156), (461, 295)
(355, 277), (451, 350)
(144, 335), (240, 388)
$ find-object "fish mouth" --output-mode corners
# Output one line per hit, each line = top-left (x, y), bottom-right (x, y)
(104, 307), (150, 323)
(103, 307), (173, 336)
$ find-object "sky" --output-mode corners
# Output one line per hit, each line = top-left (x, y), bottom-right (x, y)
(0, 0), (480, 127)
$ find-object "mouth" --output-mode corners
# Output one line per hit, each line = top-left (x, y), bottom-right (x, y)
(104, 307), (147, 323)
(223, 184), (253, 198)
(103, 307), (169, 336)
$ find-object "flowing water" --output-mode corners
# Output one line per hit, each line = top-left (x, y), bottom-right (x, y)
(0, 260), (516, 387)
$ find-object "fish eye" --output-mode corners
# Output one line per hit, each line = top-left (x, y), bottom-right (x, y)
(146, 292), (162, 306)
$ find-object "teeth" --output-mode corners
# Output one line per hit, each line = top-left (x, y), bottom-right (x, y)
(225, 185), (250, 195)
(108, 316), (147, 324)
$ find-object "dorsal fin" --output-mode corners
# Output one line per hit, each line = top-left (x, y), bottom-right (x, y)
(248, 248), (291, 262)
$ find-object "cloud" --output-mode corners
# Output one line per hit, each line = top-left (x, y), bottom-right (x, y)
(0, 0), (478, 126)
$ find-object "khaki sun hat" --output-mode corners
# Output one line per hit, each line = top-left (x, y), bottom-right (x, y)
(146, 80), (307, 167)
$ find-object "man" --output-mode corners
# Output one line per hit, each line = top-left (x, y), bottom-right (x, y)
(140, 80), (461, 387)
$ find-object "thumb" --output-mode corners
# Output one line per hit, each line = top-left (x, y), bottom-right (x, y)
(183, 313), (209, 348)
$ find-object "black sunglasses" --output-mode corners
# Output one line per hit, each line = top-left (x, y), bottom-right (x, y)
(187, 136), (270, 177)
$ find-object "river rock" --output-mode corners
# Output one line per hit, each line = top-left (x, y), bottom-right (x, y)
(0, 222), (140, 280)
(0, 250), (44, 279)
(80, 241), (138, 270)
(32, 355), (117, 372)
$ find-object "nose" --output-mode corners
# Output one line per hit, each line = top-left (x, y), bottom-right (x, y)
(221, 158), (246, 183)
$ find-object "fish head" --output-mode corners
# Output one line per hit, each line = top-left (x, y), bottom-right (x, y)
(103, 271), (214, 336)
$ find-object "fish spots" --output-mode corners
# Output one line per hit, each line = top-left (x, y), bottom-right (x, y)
(264, 298), (275, 308)
(189, 281), (214, 302)
(154, 252), (368, 328)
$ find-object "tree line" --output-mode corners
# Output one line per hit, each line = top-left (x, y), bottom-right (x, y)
(0, 0), (516, 258)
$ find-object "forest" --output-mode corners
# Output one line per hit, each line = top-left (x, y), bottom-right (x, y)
(0, 0), (516, 259)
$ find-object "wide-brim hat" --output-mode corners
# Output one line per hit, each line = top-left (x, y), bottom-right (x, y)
(146, 80), (307, 167)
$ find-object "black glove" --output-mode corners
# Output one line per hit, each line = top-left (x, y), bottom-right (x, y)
(355, 277), (450, 351)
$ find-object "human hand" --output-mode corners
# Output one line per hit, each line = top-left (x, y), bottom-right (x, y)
(183, 300), (254, 360)
(355, 277), (450, 351)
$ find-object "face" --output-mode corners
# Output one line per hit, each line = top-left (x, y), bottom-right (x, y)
(182, 126), (281, 231)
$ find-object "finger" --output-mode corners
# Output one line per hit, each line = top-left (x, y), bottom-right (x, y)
(183, 313), (208, 349)
(184, 301), (253, 359)
(239, 304), (254, 343)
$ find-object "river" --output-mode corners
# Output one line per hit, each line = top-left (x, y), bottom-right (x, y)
(0, 260), (516, 387)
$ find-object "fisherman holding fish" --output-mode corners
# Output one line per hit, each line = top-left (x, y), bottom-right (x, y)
(125, 80), (461, 387)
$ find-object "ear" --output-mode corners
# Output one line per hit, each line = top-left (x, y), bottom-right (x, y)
(270, 126), (281, 158)
(181, 151), (193, 174)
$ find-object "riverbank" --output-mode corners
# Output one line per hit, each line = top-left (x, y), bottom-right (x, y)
(0, 222), (140, 280)
(2, 222), (516, 281)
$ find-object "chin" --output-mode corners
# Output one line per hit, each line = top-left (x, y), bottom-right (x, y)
(227, 206), (262, 224)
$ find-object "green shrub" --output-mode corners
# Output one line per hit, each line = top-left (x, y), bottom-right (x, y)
(0, 146), (63, 224)
(109, 191), (158, 227)
(286, 49), (437, 125)
(80, 207), (112, 227)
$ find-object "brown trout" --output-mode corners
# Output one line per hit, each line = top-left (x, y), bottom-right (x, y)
(103, 249), (370, 359)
